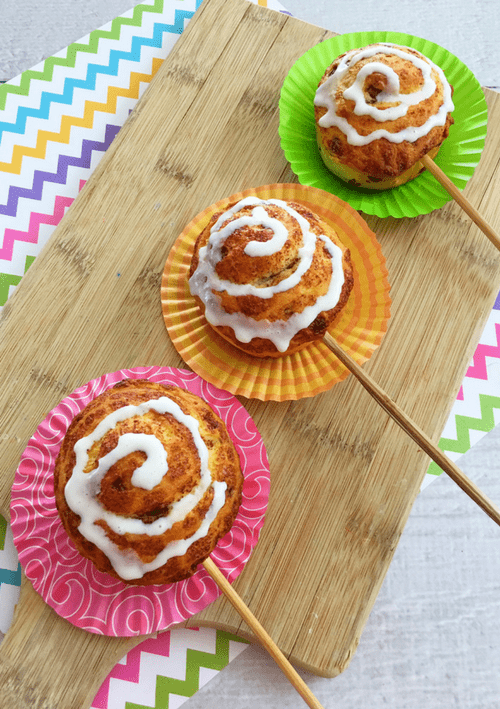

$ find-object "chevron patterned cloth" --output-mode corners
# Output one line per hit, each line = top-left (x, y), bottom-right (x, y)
(1, 0), (499, 705)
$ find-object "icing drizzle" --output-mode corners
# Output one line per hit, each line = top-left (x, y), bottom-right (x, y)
(64, 396), (226, 581)
(314, 43), (454, 146)
(189, 197), (345, 352)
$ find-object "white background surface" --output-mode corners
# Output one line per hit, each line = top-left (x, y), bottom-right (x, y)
(1, 2), (499, 708)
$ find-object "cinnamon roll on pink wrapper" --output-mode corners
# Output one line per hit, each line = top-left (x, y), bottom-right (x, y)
(10, 367), (270, 636)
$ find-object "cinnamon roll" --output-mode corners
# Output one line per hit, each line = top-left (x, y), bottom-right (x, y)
(188, 197), (354, 358)
(54, 378), (243, 585)
(314, 43), (454, 189)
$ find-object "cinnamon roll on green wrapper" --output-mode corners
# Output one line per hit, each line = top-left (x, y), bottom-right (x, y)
(314, 43), (454, 190)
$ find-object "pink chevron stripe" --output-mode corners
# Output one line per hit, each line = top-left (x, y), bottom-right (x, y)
(457, 385), (464, 401)
(0, 179), (86, 262)
(466, 322), (500, 380)
(92, 631), (172, 708)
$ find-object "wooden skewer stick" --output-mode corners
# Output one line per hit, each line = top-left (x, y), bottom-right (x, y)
(202, 557), (324, 709)
(323, 332), (500, 527)
(420, 154), (500, 252)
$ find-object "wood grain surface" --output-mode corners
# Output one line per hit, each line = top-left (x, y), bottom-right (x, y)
(1, 0), (500, 705)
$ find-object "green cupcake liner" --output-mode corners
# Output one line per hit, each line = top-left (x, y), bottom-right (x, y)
(279, 30), (488, 218)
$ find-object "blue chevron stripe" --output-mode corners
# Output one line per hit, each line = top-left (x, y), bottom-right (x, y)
(0, 563), (21, 586)
(0, 3), (200, 141)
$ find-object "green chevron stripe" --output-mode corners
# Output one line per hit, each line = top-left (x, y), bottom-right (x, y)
(125, 630), (249, 709)
(0, 255), (35, 304)
(426, 392), (500, 476)
(439, 393), (500, 453)
(426, 460), (446, 477)
(0, 272), (22, 303)
(0, 514), (7, 550)
(0, 0), (166, 111)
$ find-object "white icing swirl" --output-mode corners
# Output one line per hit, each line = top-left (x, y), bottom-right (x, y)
(64, 396), (226, 581)
(314, 43), (454, 146)
(189, 197), (345, 352)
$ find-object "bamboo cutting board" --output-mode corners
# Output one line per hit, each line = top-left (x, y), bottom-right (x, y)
(1, 0), (500, 705)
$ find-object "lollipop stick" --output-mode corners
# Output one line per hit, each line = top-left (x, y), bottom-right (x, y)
(323, 332), (500, 527)
(202, 557), (324, 709)
(420, 154), (500, 251)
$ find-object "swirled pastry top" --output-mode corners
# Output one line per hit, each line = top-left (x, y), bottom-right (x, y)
(54, 379), (243, 585)
(315, 43), (454, 144)
(188, 197), (354, 358)
(313, 43), (454, 187)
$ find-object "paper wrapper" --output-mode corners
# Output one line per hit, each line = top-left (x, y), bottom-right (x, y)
(279, 31), (488, 218)
(10, 367), (270, 637)
(161, 183), (391, 401)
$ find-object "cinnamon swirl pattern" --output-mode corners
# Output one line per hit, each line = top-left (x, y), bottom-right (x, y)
(189, 197), (354, 358)
(314, 43), (455, 190)
(54, 378), (243, 586)
(11, 367), (270, 636)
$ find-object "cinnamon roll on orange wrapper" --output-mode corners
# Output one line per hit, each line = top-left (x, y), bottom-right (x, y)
(161, 184), (391, 401)
(188, 197), (354, 358)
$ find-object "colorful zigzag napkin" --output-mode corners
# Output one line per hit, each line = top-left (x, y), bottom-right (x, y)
(1, 1), (499, 706)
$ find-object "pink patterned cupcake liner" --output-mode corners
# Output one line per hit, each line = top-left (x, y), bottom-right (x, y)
(10, 367), (270, 637)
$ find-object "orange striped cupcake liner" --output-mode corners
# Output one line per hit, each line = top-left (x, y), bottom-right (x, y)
(161, 184), (391, 401)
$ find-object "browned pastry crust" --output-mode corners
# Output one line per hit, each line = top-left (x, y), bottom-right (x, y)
(54, 378), (243, 585)
(189, 199), (354, 358)
(315, 45), (454, 189)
